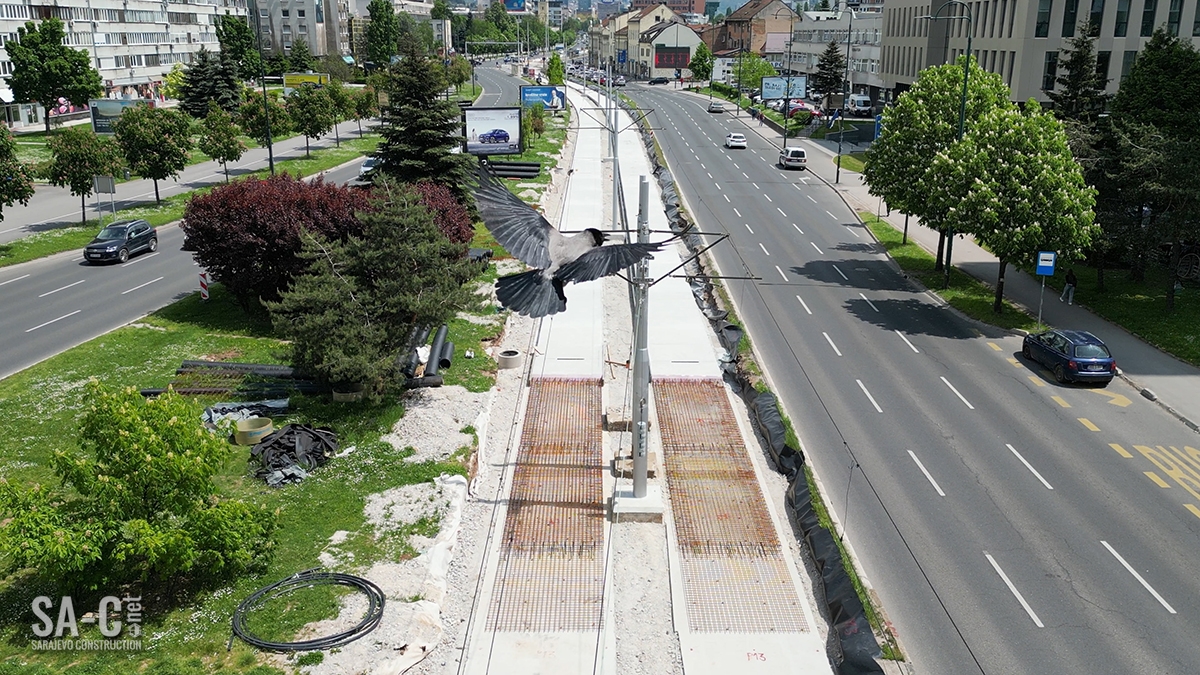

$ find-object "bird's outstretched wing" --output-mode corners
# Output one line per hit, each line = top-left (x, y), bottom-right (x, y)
(557, 242), (661, 285)
(474, 162), (553, 269)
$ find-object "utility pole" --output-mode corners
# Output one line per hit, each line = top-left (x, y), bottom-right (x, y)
(631, 176), (650, 498)
(835, 6), (853, 184)
(254, 14), (276, 176)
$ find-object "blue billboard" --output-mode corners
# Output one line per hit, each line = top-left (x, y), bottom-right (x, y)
(520, 85), (567, 111)
(503, 0), (526, 11)
(760, 76), (807, 101)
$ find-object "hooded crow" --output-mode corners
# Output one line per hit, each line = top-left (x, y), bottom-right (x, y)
(474, 162), (661, 317)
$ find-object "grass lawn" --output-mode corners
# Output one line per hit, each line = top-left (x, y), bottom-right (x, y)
(861, 211), (1040, 333)
(0, 279), (499, 675)
(832, 152), (867, 173)
(0, 134), (379, 269)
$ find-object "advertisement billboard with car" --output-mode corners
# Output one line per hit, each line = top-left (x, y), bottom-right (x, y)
(464, 107), (522, 156)
(760, 76), (807, 101)
(89, 99), (156, 134)
(520, 85), (567, 111)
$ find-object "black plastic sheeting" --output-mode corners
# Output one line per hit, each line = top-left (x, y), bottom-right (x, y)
(250, 424), (338, 487)
(617, 96), (885, 675)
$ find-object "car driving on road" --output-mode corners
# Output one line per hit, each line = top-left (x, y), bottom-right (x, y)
(707, 101), (725, 113)
(778, 147), (807, 169)
(84, 219), (157, 264)
(648, 77), (669, 85)
(1022, 329), (1116, 385)
(724, 133), (747, 149)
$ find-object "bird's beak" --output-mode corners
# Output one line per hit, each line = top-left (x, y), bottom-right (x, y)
(600, 231), (610, 242)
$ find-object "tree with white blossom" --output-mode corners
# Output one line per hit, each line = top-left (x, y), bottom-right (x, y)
(930, 100), (1098, 313)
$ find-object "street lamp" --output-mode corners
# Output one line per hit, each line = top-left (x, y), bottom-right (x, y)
(769, 7), (798, 148)
(917, 0), (973, 289)
(253, 15), (276, 176)
(835, 6), (854, 184)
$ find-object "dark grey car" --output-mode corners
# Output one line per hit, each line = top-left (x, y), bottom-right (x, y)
(84, 219), (158, 264)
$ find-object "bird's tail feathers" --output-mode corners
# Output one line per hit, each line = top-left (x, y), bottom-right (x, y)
(496, 270), (567, 318)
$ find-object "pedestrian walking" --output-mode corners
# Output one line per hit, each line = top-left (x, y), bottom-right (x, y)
(1060, 268), (1077, 305)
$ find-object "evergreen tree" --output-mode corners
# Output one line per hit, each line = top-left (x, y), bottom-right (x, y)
(546, 54), (565, 85)
(286, 83), (336, 156)
(7, 17), (103, 134)
(268, 178), (480, 393)
(215, 15), (258, 80)
(375, 37), (474, 206)
(366, 0), (400, 69)
(180, 46), (240, 117)
(199, 100), (247, 180)
(813, 39), (845, 99)
(266, 50), (290, 77)
(288, 39), (316, 72)
(1047, 20), (1110, 123)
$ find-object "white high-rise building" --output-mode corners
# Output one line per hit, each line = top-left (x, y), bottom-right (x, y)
(0, 0), (249, 127)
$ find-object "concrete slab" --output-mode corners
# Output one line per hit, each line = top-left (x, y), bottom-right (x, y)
(612, 484), (665, 523)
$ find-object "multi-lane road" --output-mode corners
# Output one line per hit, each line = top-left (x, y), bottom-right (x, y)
(0, 63), (526, 380)
(627, 85), (1200, 675)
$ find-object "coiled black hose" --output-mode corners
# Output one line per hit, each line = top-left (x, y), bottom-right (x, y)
(228, 568), (386, 652)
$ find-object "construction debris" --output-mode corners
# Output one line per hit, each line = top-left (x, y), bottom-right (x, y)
(250, 424), (339, 487)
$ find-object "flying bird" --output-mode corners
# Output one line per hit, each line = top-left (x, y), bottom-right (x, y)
(474, 162), (661, 317)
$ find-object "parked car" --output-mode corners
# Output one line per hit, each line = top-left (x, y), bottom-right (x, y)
(1022, 329), (1116, 385)
(707, 101), (726, 113)
(479, 128), (511, 144)
(724, 133), (747, 149)
(778, 147), (807, 169)
(84, 219), (157, 264)
(648, 77), (669, 85)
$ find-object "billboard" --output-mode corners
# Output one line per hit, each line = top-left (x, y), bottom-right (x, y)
(654, 46), (690, 69)
(89, 99), (155, 134)
(503, 0), (526, 11)
(464, 107), (522, 156)
(283, 72), (329, 95)
(760, 76), (808, 101)
(520, 85), (567, 111)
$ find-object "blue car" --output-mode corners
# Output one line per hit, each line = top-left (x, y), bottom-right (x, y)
(1022, 329), (1115, 386)
(479, 128), (510, 144)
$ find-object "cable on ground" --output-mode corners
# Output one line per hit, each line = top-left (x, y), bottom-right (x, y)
(228, 568), (385, 652)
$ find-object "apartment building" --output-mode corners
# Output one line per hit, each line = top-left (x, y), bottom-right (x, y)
(881, 0), (1200, 103)
(787, 9), (884, 102)
(1, 0), (248, 126)
(252, 0), (351, 59)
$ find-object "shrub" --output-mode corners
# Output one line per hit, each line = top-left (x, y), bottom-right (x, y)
(181, 174), (372, 311)
(410, 180), (473, 244)
(0, 381), (276, 589)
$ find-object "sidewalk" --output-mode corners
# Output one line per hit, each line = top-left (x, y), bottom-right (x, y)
(719, 100), (1200, 433)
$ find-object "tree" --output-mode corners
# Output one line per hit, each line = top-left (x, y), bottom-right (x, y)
(0, 380), (276, 589)
(375, 37), (475, 206)
(735, 52), (776, 92)
(45, 126), (125, 223)
(688, 42), (714, 84)
(366, 0), (401, 69)
(112, 105), (193, 204)
(179, 46), (241, 117)
(266, 50), (291, 77)
(7, 18), (103, 134)
(1047, 21), (1110, 123)
(288, 39), (316, 72)
(240, 88), (293, 147)
(431, 0), (453, 20)
(181, 174), (372, 310)
(199, 100), (247, 181)
(863, 58), (1013, 269)
(932, 100), (1098, 313)
(351, 87), (379, 135)
(813, 39), (846, 98)
(267, 179), (480, 392)
(286, 83), (336, 156)
(215, 15), (258, 81)
(547, 53), (565, 85)
(320, 53), (358, 82)
(325, 80), (353, 147)
(411, 180), (474, 243)
(162, 62), (187, 100)
(0, 127), (36, 222)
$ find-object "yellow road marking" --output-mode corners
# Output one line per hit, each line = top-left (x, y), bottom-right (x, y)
(1109, 443), (1134, 458)
(1187, 504), (1200, 520)
(1145, 472), (1171, 488)
(1007, 357), (1020, 367)
(988, 342), (1002, 351)
(1051, 396), (1071, 408)
(1135, 445), (1200, 502)
(1089, 390), (1132, 407)
(1028, 375), (1046, 387)
(1079, 418), (1100, 431)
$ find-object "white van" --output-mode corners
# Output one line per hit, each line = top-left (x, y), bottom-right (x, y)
(778, 147), (807, 170)
(847, 95), (873, 116)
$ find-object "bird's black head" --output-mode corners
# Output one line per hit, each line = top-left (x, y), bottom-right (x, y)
(585, 228), (608, 246)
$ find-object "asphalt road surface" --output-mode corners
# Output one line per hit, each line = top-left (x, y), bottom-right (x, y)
(627, 85), (1200, 675)
(0, 120), (367, 247)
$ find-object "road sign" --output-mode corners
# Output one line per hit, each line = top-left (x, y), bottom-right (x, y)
(874, 113), (883, 140)
(618, 49), (627, 64)
(1036, 251), (1057, 276)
